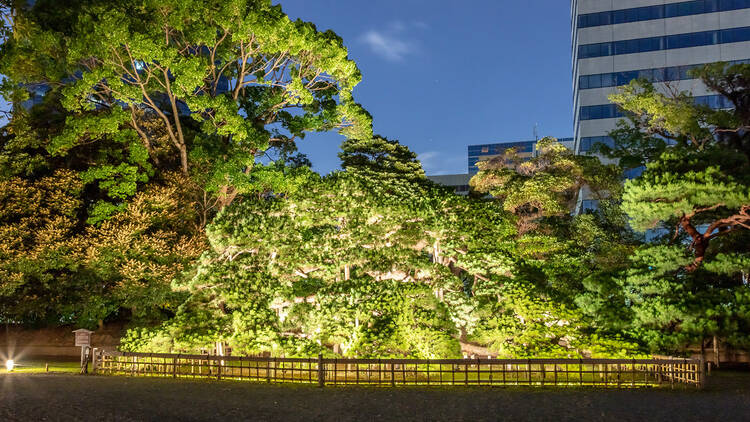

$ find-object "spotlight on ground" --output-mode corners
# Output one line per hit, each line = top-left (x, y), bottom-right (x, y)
(5, 359), (14, 372)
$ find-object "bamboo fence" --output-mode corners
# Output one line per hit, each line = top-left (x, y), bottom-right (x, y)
(92, 350), (704, 388)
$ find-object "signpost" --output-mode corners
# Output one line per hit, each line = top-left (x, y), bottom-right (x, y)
(73, 329), (93, 374)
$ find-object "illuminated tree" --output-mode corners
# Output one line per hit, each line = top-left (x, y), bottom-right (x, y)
(121, 139), (640, 359)
(0, 0), (370, 326)
(0, 170), (205, 327)
(1, 0), (372, 220)
(610, 63), (750, 273)
(604, 63), (750, 353)
(470, 137), (620, 234)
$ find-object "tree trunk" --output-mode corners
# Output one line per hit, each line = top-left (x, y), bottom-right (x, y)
(713, 336), (720, 368)
(681, 217), (709, 272)
(179, 145), (189, 174)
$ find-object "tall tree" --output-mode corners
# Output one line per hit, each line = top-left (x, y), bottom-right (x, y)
(1, 0), (372, 218)
(603, 63), (750, 354)
(610, 63), (750, 272)
(122, 139), (639, 359)
(0, 0), (371, 326)
(470, 137), (620, 234)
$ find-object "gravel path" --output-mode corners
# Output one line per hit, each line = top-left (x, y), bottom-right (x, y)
(0, 372), (748, 421)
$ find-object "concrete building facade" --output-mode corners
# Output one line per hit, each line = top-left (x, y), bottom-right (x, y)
(571, 0), (750, 158)
(426, 174), (473, 195)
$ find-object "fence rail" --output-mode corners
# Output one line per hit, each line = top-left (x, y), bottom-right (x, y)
(92, 350), (703, 388)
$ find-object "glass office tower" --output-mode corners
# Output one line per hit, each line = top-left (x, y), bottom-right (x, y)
(571, 0), (750, 157)
(468, 138), (574, 175)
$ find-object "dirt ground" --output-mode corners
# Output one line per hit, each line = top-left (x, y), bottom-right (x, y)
(0, 371), (748, 421)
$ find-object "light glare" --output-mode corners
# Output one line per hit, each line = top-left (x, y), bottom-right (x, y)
(5, 360), (14, 371)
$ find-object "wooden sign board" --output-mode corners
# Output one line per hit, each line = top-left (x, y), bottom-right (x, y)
(73, 329), (93, 347)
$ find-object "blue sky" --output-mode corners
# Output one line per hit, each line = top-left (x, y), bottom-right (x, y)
(278, 0), (574, 175)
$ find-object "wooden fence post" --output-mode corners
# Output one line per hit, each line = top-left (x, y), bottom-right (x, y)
(699, 357), (706, 389)
(173, 355), (178, 378)
(657, 361), (662, 384)
(578, 359), (583, 385)
(616, 363), (621, 387)
(391, 363), (396, 387)
(527, 359), (531, 385)
(553, 364), (557, 386)
(317, 354), (325, 387)
(91, 348), (98, 374)
(604, 363), (608, 387)
(669, 363), (675, 388)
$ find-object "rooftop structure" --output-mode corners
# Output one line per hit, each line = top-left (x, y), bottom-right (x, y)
(426, 173), (472, 195)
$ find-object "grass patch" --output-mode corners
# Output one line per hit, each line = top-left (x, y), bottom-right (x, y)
(5, 360), (89, 374)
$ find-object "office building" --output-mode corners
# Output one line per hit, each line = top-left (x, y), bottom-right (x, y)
(468, 138), (574, 174)
(571, 0), (750, 211)
(571, 0), (750, 157)
(426, 174), (473, 195)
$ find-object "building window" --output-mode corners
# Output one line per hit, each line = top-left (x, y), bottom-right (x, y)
(577, 60), (750, 90)
(578, 0), (750, 29)
(578, 27), (750, 59)
(579, 104), (623, 121)
(579, 136), (615, 153)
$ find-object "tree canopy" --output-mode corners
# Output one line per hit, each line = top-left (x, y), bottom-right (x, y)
(599, 63), (750, 353)
(611, 64), (750, 273)
(1, 0), (749, 361)
(0, 0), (371, 327)
(2, 0), (372, 219)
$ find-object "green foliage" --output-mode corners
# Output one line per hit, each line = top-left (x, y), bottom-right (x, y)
(471, 137), (583, 220)
(9, 0), (750, 362)
(339, 136), (426, 183)
(622, 146), (750, 233)
(122, 139), (638, 359)
(611, 64), (750, 273)
(592, 119), (669, 170)
(1, 0), (372, 215)
(0, 170), (206, 327)
(600, 63), (750, 352)
(616, 245), (750, 352)
(0, 0), (372, 327)
(470, 137), (621, 234)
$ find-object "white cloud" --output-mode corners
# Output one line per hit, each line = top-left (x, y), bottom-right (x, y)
(418, 151), (439, 168)
(359, 20), (429, 62)
(418, 151), (464, 176)
(360, 29), (414, 62)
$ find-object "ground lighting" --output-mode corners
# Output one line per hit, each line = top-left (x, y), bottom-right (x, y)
(5, 359), (14, 372)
